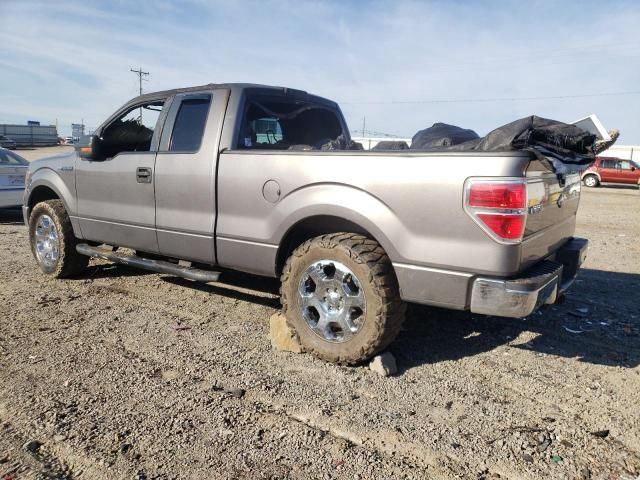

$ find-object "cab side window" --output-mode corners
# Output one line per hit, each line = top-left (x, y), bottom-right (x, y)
(237, 98), (344, 150)
(169, 97), (211, 152)
(100, 100), (165, 158)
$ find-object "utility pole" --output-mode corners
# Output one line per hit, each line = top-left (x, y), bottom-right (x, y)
(362, 116), (366, 137)
(130, 67), (149, 122)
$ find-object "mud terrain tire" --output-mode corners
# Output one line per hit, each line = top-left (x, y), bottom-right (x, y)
(29, 200), (89, 278)
(280, 233), (406, 364)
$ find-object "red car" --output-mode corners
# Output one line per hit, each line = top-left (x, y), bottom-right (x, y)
(581, 157), (640, 188)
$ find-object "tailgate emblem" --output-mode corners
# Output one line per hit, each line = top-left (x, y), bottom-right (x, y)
(528, 203), (544, 215)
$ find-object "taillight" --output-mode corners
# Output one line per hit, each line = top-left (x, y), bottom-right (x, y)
(464, 179), (527, 243)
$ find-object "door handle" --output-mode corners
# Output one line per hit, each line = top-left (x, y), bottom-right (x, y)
(136, 167), (152, 183)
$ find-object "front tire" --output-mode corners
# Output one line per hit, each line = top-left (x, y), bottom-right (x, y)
(280, 233), (406, 364)
(29, 200), (89, 278)
(583, 175), (599, 187)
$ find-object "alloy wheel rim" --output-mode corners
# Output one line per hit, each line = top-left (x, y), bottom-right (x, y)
(298, 260), (366, 343)
(35, 214), (59, 269)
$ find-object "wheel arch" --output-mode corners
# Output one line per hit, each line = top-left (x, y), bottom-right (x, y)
(272, 186), (405, 276)
(275, 215), (381, 275)
(27, 170), (81, 237)
(582, 171), (601, 182)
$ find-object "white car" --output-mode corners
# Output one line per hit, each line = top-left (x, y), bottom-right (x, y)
(0, 148), (28, 208)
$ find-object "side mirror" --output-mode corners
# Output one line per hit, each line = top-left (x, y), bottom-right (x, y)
(75, 135), (103, 160)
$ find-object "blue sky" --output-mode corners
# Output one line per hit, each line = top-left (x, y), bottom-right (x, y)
(1, 0), (639, 141)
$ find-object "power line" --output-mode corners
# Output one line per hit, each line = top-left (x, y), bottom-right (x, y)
(341, 90), (640, 105)
(130, 67), (149, 96)
(130, 67), (149, 122)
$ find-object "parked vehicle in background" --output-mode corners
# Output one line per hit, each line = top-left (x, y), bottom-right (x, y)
(0, 148), (28, 208)
(64, 137), (75, 145)
(581, 157), (640, 188)
(0, 135), (17, 150)
(21, 83), (588, 364)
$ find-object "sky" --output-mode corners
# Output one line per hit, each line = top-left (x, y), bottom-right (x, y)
(1, 0), (639, 141)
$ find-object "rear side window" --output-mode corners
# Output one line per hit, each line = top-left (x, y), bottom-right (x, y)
(237, 97), (344, 150)
(169, 97), (211, 152)
(0, 149), (28, 165)
(600, 159), (616, 169)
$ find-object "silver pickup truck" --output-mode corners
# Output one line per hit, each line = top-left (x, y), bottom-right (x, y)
(23, 83), (588, 363)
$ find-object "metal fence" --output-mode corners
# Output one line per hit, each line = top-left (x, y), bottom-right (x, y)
(0, 124), (59, 147)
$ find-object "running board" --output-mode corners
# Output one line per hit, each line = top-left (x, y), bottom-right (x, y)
(76, 244), (221, 283)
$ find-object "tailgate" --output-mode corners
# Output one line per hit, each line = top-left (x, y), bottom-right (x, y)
(520, 170), (581, 269)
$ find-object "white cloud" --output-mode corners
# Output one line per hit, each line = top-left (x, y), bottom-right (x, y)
(0, 0), (639, 141)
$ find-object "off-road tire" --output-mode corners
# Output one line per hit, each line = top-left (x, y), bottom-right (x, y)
(280, 233), (406, 364)
(583, 174), (599, 187)
(29, 200), (89, 278)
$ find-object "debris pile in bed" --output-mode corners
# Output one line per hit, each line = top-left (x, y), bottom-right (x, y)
(400, 116), (618, 174)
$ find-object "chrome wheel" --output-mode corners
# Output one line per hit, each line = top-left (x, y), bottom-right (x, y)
(34, 214), (59, 269)
(584, 176), (597, 187)
(298, 260), (366, 343)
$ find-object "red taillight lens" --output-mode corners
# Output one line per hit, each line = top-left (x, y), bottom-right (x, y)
(476, 214), (525, 240)
(465, 180), (527, 243)
(468, 183), (526, 209)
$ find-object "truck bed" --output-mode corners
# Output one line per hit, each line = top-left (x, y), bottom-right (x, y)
(216, 149), (579, 309)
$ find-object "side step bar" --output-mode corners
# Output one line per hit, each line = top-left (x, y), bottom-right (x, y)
(76, 244), (221, 283)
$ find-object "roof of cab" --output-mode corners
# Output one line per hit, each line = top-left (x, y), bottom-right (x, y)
(129, 83), (337, 108)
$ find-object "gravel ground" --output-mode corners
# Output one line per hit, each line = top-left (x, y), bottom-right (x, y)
(1, 147), (639, 479)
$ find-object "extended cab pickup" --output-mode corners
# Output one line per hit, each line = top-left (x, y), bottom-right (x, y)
(23, 83), (588, 363)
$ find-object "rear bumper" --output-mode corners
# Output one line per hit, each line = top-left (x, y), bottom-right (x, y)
(470, 237), (588, 318)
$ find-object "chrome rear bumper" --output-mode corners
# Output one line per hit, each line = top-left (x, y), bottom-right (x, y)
(470, 237), (588, 318)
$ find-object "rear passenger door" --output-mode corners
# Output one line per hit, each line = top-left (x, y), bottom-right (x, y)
(154, 89), (229, 263)
(598, 159), (618, 183)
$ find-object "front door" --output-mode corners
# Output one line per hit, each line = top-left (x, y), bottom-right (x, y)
(75, 98), (169, 252)
(617, 160), (639, 184)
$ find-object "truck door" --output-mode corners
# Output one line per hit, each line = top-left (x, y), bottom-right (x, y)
(75, 98), (169, 252)
(154, 89), (229, 263)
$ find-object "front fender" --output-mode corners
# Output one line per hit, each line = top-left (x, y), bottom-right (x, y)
(26, 167), (82, 238)
(27, 168), (76, 214)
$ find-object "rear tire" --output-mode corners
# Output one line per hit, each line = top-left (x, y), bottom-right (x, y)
(280, 233), (406, 364)
(583, 175), (599, 187)
(29, 200), (89, 278)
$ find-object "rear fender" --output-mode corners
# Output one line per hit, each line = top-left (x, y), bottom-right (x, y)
(274, 183), (407, 262)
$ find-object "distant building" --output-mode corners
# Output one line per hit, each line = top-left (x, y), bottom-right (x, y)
(71, 123), (85, 142)
(0, 122), (58, 147)
(599, 144), (638, 161)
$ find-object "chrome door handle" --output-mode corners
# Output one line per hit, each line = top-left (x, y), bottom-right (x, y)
(136, 167), (152, 183)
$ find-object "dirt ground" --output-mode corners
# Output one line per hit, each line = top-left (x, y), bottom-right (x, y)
(1, 146), (639, 479)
